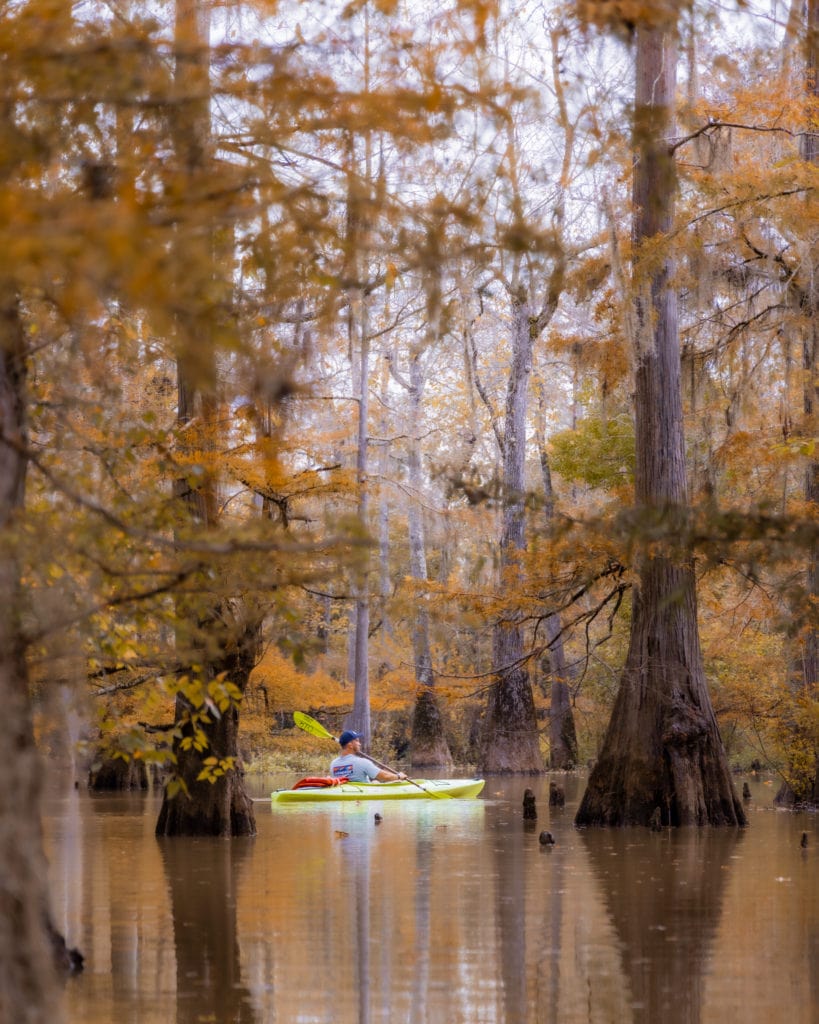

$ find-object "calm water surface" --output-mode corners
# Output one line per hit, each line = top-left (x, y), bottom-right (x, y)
(43, 773), (819, 1024)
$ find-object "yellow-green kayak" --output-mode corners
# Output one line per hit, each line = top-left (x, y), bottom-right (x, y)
(271, 777), (485, 803)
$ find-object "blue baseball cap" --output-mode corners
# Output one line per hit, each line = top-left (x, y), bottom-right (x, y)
(339, 730), (361, 747)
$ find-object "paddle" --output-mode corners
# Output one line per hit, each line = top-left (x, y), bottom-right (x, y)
(293, 711), (450, 799)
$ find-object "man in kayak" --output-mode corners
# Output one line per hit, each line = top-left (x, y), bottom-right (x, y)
(330, 731), (407, 783)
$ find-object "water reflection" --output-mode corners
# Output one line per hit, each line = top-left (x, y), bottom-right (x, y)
(42, 775), (819, 1024)
(350, 819), (371, 1024)
(530, 813), (567, 1024)
(494, 802), (527, 1023)
(580, 827), (743, 1024)
(241, 798), (490, 1022)
(158, 837), (256, 1024)
(410, 836), (431, 1024)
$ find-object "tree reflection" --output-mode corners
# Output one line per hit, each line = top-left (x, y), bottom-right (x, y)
(158, 837), (256, 1024)
(410, 836), (432, 1024)
(579, 827), (743, 1024)
(492, 791), (570, 1024)
(494, 812), (528, 1024)
(353, 841), (371, 1024)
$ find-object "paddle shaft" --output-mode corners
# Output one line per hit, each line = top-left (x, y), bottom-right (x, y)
(292, 711), (449, 798)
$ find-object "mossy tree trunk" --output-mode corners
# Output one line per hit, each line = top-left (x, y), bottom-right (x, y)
(575, 18), (744, 828)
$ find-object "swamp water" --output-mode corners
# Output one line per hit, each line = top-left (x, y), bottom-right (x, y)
(44, 772), (819, 1024)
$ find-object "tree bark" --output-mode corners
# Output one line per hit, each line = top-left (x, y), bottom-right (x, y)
(155, 0), (256, 837)
(575, 20), (744, 827)
(481, 298), (544, 772)
(0, 287), (64, 1022)
(155, 616), (258, 837)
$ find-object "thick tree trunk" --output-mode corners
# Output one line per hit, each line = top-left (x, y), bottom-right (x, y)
(89, 754), (149, 791)
(156, 619), (258, 837)
(156, 354), (258, 837)
(481, 300), (544, 773)
(576, 21), (744, 827)
(0, 289), (64, 1022)
(155, 0), (256, 837)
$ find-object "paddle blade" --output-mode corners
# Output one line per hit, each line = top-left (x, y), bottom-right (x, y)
(293, 711), (336, 742)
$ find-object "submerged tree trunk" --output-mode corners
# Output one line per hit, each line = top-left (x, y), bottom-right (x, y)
(156, 343), (259, 836)
(152, 630), (255, 839)
(481, 298), (544, 773)
(0, 288), (64, 1022)
(155, 0), (256, 838)
(89, 755), (148, 791)
(576, 20), (744, 827)
(156, 617), (258, 837)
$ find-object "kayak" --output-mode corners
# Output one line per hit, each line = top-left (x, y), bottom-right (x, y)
(271, 777), (485, 803)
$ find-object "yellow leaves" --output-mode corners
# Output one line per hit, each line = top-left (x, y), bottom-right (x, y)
(772, 436), (816, 460)
(174, 673), (243, 717)
(196, 756), (237, 784)
(549, 414), (635, 490)
(179, 728), (209, 753)
(165, 777), (189, 800)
